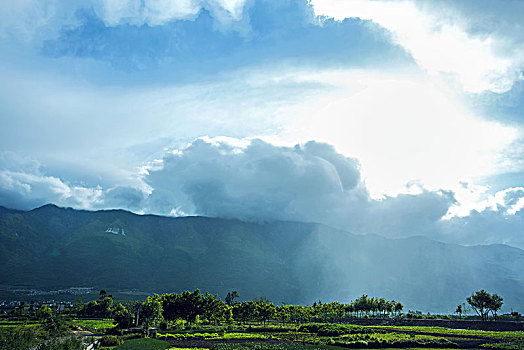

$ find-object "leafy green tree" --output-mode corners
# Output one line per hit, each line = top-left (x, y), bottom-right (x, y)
(37, 305), (68, 335)
(233, 301), (258, 324)
(488, 293), (503, 318)
(36, 305), (54, 321)
(113, 303), (133, 328)
(177, 289), (204, 323)
(394, 302), (403, 317)
(377, 298), (388, 317)
(288, 305), (311, 324)
(276, 304), (291, 325)
(254, 297), (276, 325)
(225, 290), (240, 306)
(78, 296), (114, 318)
(467, 289), (503, 321)
(455, 304), (463, 318)
(141, 295), (163, 336)
(202, 292), (229, 325)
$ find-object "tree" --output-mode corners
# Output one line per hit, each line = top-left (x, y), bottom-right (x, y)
(141, 295), (163, 336)
(488, 293), (503, 318)
(254, 297), (276, 325)
(37, 305), (68, 334)
(394, 302), (403, 317)
(113, 303), (133, 329)
(467, 290), (503, 321)
(79, 296), (114, 318)
(225, 290), (240, 306)
(276, 304), (291, 325)
(455, 304), (463, 319)
(202, 292), (229, 325)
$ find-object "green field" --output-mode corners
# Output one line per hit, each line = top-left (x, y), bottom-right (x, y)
(115, 338), (171, 350)
(2, 317), (524, 350)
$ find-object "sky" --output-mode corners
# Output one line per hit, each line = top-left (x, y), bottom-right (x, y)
(1, 0), (524, 248)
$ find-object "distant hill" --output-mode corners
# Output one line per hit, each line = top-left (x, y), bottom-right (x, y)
(1, 204), (523, 313)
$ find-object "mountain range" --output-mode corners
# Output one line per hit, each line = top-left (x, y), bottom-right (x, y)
(1, 204), (523, 313)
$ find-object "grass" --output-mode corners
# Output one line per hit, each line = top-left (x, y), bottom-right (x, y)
(212, 344), (459, 350)
(154, 322), (523, 349)
(115, 337), (171, 350)
(369, 325), (524, 347)
(158, 332), (268, 340)
(70, 318), (115, 331)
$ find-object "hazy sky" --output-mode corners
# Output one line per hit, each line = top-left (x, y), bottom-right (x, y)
(2, 0), (524, 248)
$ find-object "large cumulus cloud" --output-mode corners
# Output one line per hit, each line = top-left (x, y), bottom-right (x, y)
(140, 137), (524, 248)
(138, 138), (456, 239)
(143, 137), (368, 222)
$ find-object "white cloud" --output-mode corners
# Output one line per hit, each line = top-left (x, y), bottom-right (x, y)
(0, 152), (145, 211)
(311, 0), (524, 93)
(93, 0), (250, 26)
(288, 69), (519, 197)
(93, 0), (201, 26)
(0, 0), (250, 41)
(0, 169), (103, 210)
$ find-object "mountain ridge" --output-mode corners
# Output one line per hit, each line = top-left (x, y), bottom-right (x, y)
(1, 204), (523, 313)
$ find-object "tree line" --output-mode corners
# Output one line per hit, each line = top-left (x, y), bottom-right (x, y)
(72, 289), (404, 333)
(23, 288), (505, 335)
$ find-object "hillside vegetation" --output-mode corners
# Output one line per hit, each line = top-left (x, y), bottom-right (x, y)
(1, 204), (524, 311)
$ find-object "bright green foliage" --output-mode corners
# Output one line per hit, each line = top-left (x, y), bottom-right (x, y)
(346, 294), (400, 318)
(0, 327), (38, 350)
(480, 343), (524, 349)
(276, 305), (291, 325)
(115, 337), (170, 350)
(298, 323), (382, 336)
(157, 332), (267, 340)
(35, 305), (54, 321)
(225, 291), (240, 306)
(70, 318), (115, 332)
(100, 335), (123, 346)
(34, 305), (69, 335)
(162, 289), (204, 324)
(253, 297), (276, 325)
(467, 290), (504, 320)
(202, 292), (232, 325)
(37, 336), (84, 350)
(141, 294), (164, 336)
(78, 296), (114, 318)
(113, 303), (133, 328)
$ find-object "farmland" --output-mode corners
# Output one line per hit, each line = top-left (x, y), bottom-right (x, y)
(1, 288), (523, 349)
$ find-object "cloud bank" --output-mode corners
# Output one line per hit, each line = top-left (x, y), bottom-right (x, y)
(4, 137), (524, 249)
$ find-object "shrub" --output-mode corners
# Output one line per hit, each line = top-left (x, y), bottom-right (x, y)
(36, 336), (84, 350)
(297, 323), (382, 336)
(100, 335), (123, 346)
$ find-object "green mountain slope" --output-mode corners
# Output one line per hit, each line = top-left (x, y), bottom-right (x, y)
(0, 204), (523, 312)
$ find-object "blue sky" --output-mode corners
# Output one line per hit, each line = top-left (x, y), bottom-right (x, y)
(2, 0), (524, 248)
